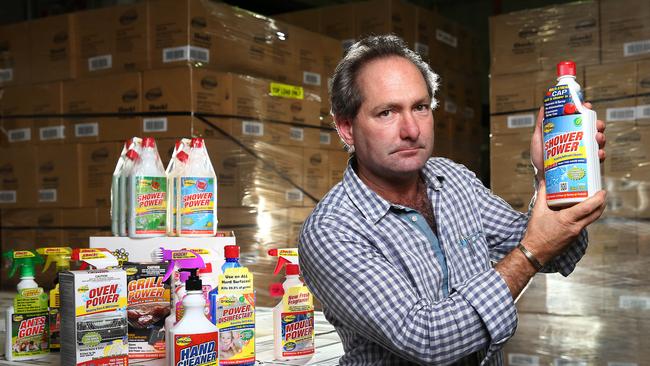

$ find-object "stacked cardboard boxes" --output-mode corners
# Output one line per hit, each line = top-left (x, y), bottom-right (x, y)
(490, 1), (650, 363)
(276, 0), (485, 176)
(0, 0), (348, 305)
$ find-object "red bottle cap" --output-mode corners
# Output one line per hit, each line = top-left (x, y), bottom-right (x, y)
(224, 245), (239, 259)
(176, 151), (189, 163)
(191, 137), (204, 148)
(125, 149), (139, 161)
(557, 61), (576, 77)
(286, 264), (300, 276)
(142, 137), (156, 148)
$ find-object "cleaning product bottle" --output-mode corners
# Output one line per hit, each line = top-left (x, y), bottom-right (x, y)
(3, 250), (50, 361)
(119, 148), (140, 236)
(167, 149), (189, 236)
(151, 248), (206, 361)
(35, 247), (72, 352)
(111, 139), (131, 236)
(542, 60), (601, 207)
(268, 248), (299, 276)
(169, 268), (219, 366)
(71, 248), (120, 269)
(128, 137), (167, 237)
(272, 264), (315, 362)
(178, 137), (218, 237)
(213, 245), (255, 365)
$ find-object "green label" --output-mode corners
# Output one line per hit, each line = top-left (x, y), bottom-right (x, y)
(11, 312), (49, 358)
(134, 176), (167, 235)
(14, 288), (48, 314)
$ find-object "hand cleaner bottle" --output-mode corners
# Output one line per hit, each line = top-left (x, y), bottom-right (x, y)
(128, 137), (167, 237)
(169, 268), (219, 366)
(542, 60), (601, 207)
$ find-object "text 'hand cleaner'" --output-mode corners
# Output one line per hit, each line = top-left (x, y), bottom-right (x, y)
(128, 137), (167, 237)
(213, 245), (256, 366)
(3, 250), (49, 361)
(543, 61), (601, 206)
(272, 264), (314, 362)
(178, 137), (218, 237)
(169, 268), (219, 366)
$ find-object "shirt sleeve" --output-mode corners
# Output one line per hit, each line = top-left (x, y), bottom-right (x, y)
(299, 212), (518, 365)
(465, 165), (588, 276)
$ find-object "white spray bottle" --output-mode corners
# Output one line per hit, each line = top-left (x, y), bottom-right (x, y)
(128, 137), (167, 237)
(119, 148), (140, 236)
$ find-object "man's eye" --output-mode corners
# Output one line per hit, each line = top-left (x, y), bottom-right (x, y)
(415, 104), (429, 112)
(378, 110), (391, 117)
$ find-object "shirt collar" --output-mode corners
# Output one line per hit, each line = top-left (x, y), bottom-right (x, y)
(342, 157), (445, 224)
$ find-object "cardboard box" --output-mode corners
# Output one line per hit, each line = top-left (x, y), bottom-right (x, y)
(433, 112), (454, 158)
(593, 97), (637, 124)
(428, 12), (460, 71)
(30, 14), (77, 83)
(585, 62), (637, 101)
(490, 114), (536, 136)
(328, 150), (348, 187)
(489, 10), (542, 75)
(204, 137), (242, 208)
(0, 85), (34, 145)
(414, 8), (434, 61)
(637, 60), (650, 126)
(355, 0), (417, 48)
(32, 82), (66, 144)
(149, 0), (295, 83)
(0, 145), (37, 208)
(79, 142), (121, 207)
(0, 208), (100, 227)
(0, 21), (31, 86)
(601, 0), (650, 64)
(490, 73), (538, 114)
(603, 122), (650, 180)
(303, 148), (329, 203)
(538, 1), (600, 70)
(63, 72), (142, 142)
(489, 133), (535, 195)
(274, 8), (321, 34)
(75, 2), (149, 77)
(36, 144), (82, 207)
(320, 4), (356, 45)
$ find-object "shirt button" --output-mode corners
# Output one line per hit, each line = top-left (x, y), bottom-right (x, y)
(411, 216), (418, 222)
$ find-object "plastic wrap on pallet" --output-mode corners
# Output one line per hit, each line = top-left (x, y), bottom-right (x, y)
(505, 218), (650, 366)
(489, 1), (600, 76)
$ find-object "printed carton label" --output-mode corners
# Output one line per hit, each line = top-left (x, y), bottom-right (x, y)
(174, 332), (218, 365)
(134, 176), (167, 235)
(280, 286), (314, 358)
(11, 313), (49, 359)
(180, 177), (216, 235)
(216, 267), (255, 365)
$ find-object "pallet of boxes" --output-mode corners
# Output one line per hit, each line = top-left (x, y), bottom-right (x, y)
(489, 1), (650, 365)
(276, 0), (486, 180)
(0, 0), (350, 314)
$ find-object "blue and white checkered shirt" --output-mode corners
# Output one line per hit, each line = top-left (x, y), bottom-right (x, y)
(299, 157), (587, 365)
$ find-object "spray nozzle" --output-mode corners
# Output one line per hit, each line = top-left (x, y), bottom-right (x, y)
(36, 247), (72, 272)
(154, 248), (205, 282)
(71, 248), (119, 270)
(269, 263), (302, 298)
(268, 248), (299, 276)
(179, 268), (202, 291)
(3, 250), (44, 278)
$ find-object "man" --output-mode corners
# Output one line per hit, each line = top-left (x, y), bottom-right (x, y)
(298, 35), (607, 365)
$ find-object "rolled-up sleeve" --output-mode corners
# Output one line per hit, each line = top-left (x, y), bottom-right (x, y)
(299, 213), (518, 365)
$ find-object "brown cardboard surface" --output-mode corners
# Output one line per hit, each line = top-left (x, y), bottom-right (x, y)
(75, 2), (148, 77)
(30, 14), (77, 83)
(0, 145), (37, 208)
(489, 132), (535, 195)
(355, 0), (416, 48)
(593, 97), (637, 124)
(63, 72), (142, 142)
(328, 150), (349, 188)
(414, 8), (434, 62)
(585, 62), (637, 101)
(490, 114), (537, 136)
(489, 11), (542, 75)
(490, 73), (538, 114)
(36, 144), (82, 207)
(79, 142), (121, 207)
(601, 0), (650, 64)
(433, 111), (453, 158)
(637, 60), (650, 125)
(32, 82), (66, 144)
(274, 9), (321, 34)
(0, 208), (100, 227)
(0, 85), (34, 146)
(303, 148), (329, 203)
(0, 21), (31, 86)
(428, 12), (460, 71)
(603, 123), (650, 182)
(320, 4), (356, 42)
(204, 137), (242, 208)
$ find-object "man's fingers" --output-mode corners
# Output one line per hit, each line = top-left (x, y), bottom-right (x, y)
(597, 119), (605, 133)
(535, 106), (544, 130)
(578, 196), (607, 227)
(563, 190), (607, 221)
(534, 180), (548, 210)
(599, 149), (606, 162)
(596, 132), (606, 148)
(584, 102), (592, 109)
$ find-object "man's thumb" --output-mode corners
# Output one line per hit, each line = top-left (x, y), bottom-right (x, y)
(534, 180), (547, 209)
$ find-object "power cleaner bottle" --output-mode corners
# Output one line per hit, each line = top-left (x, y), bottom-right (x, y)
(169, 268), (219, 366)
(128, 137), (167, 237)
(543, 61), (601, 207)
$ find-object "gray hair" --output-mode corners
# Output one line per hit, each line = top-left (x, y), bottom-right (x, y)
(329, 34), (440, 123)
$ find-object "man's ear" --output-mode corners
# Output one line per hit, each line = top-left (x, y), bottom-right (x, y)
(333, 115), (354, 149)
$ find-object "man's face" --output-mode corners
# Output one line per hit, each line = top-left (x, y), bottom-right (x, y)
(338, 56), (434, 181)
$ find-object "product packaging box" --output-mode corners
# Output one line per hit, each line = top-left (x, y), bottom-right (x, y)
(0, 145), (38, 208)
(0, 21), (31, 86)
(30, 14), (77, 83)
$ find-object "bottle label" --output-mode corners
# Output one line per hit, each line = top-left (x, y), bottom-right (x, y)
(174, 332), (218, 366)
(216, 267), (256, 365)
(281, 286), (315, 357)
(11, 313), (49, 358)
(180, 177), (216, 235)
(543, 85), (589, 201)
(134, 176), (167, 234)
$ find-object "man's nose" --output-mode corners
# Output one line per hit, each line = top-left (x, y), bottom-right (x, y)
(399, 111), (421, 141)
